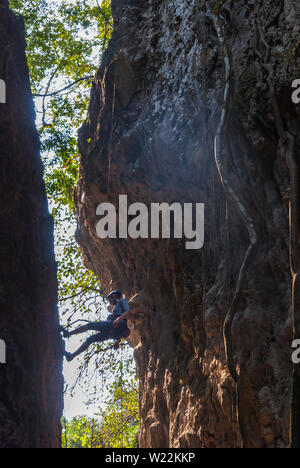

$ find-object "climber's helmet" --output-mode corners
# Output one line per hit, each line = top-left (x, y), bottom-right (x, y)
(107, 290), (122, 305)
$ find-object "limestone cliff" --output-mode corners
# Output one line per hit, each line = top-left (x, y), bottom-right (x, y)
(0, 0), (63, 448)
(75, 0), (300, 448)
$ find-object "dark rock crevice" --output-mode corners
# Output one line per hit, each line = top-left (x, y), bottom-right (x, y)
(0, 1), (63, 448)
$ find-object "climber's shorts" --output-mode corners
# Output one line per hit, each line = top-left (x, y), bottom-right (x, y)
(110, 320), (129, 340)
(87, 320), (128, 341)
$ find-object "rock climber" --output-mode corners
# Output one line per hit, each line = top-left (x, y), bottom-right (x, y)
(61, 290), (130, 362)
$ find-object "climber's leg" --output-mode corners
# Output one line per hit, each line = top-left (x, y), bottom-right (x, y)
(60, 324), (90, 338)
(65, 329), (111, 362)
(61, 321), (111, 338)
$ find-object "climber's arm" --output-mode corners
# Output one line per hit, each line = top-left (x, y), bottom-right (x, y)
(112, 310), (130, 327)
(112, 299), (133, 328)
(112, 303), (141, 327)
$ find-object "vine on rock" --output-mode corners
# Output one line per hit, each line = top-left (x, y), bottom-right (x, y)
(210, 6), (258, 447)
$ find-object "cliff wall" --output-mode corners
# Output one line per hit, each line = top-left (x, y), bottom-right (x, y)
(75, 0), (300, 448)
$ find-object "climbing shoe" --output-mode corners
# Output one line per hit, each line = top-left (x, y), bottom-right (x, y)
(59, 325), (70, 338)
(64, 352), (73, 362)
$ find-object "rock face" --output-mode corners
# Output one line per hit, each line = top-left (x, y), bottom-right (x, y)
(75, 0), (300, 447)
(0, 1), (63, 448)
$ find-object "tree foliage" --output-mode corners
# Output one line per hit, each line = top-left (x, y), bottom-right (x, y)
(98, 363), (139, 448)
(10, 0), (112, 212)
(62, 360), (139, 448)
(62, 416), (104, 448)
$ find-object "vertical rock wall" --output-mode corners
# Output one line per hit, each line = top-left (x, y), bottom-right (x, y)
(75, 0), (300, 447)
(0, 0), (63, 448)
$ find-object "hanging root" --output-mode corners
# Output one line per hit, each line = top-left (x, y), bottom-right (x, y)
(285, 132), (300, 448)
(212, 12), (258, 446)
(254, 16), (300, 447)
(285, 133), (298, 274)
(290, 273), (300, 448)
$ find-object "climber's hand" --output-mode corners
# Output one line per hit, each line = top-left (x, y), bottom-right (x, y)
(113, 340), (121, 350)
(113, 317), (122, 328)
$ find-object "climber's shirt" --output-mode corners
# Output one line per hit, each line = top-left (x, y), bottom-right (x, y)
(107, 298), (130, 323)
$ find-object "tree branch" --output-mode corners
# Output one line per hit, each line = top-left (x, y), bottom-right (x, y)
(33, 76), (93, 98)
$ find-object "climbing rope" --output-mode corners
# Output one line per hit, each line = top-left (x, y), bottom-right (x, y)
(120, 358), (124, 448)
(90, 355), (99, 448)
(107, 81), (116, 191)
(62, 409), (68, 449)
